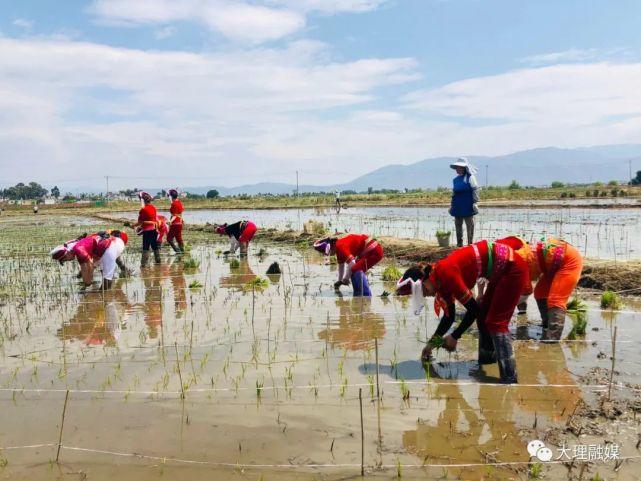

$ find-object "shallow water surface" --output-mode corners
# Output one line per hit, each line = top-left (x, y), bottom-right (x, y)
(0, 217), (639, 480)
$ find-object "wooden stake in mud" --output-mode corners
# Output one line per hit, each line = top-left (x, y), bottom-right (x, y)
(374, 338), (380, 401)
(359, 387), (365, 476)
(175, 342), (185, 399)
(56, 389), (70, 463)
(608, 325), (618, 401)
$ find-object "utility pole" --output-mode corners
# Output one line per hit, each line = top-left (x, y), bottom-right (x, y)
(629, 159), (632, 183)
(485, 164), (488, 188)
(296, 171), (299, 197)
(105, 175), (109, 204)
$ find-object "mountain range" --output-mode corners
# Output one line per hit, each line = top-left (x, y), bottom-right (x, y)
(181, 144), (641, 196)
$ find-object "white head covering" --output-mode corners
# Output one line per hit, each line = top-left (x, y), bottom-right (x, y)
(449, 157), (477, 177)
(396, 277), (426, 316)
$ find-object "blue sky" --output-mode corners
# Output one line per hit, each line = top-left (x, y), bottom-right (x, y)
(1, 0), (641, 190)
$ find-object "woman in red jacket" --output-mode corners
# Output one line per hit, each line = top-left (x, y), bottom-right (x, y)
(314, 234), (383, 297)
(131, 192), (160, 266)
(497, 236), (583, 340)
(396, 240), (528, 384)
(215, 220), (258, 256)
(166, 189), (185, 253)
(50, 230), (129, 290)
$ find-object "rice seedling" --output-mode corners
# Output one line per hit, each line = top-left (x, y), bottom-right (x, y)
(243, 277), (269, 292)
(529, 462), (543, 479)
(566, 296), (587, 311)
(567, 312), (588, 339)
(601, 290), (622, 309)
(381, 266), (402, 282)
(183, 257), (200, 269)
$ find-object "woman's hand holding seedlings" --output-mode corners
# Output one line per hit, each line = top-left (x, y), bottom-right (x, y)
(442, 334), (458, 352)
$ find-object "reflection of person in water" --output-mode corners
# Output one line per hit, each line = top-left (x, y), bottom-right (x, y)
(317, 297), (386, 351)
(169, 258), (187, 319)
(58, 288), (132, 347)
(142, 263), (168, 339)
(219, 258), (257, 289)
(402, 341), (578, 479)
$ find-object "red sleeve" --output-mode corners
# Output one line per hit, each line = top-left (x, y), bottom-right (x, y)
(335, 237), (354, 263)
(138, 207), (147, 223)
(440, 267), (474, 305)
(138, 205), (157, 222)
(171, 200), (184, 215)
(72, 238), (97, 264)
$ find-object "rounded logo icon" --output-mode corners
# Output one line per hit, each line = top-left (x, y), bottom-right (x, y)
(527, 440), (546, 457)
(536, 447), (553, 462)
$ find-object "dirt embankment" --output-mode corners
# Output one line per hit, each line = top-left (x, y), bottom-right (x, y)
(95, 213), (641, 293)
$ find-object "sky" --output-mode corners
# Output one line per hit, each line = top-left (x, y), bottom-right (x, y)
(2, 0), (641, 191)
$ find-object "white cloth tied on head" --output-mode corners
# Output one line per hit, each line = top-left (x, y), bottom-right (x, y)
(396, 277), (425, 316)
(450, 157), (478, 176)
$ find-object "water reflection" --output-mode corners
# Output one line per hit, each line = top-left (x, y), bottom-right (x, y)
(58, 287), (133, 346)
(399, 341), (579, 479)
(317, 297), (386, 351)
(219, 258), (257, 289)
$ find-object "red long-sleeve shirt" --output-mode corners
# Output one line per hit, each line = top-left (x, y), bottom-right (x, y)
(335, 234), (370, 264)
(138, 204), (157, 231)
(170, 199), (184, 225)
(430, 240), (492, 305)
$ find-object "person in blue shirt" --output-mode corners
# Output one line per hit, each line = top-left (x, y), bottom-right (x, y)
(449, 157), (479, 247)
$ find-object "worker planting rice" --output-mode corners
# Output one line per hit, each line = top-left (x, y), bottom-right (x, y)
(314, 234), (383, 297)
(497, 236), (583, 340)
(215, 220), (258, 256)
(397, 239), (527, 384)
(50, 230), (129, 290)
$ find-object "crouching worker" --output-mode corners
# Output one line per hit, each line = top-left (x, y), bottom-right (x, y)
(215, 220), (257, 256)
(497, 236), (583, 340)
(50, 231), (129, 290)
(314, 234), (383, 297)
(396, 240), (528, 384)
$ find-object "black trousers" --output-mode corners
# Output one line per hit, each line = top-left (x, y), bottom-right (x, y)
(142, 230), (158, 251)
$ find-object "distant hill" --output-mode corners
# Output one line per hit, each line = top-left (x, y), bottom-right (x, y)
(182, 144), (641, 195)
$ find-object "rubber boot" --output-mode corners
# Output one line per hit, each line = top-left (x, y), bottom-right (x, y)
(178, 241), (185, 254)
(543, 307), (566, 341)
(153, 249), (161, 264)
(517, 295), (528, 315)
(101, 279), (113, 290)
(536, 298), (549, 337)
(141, 251), (150, 268)
(477, 319), (497, 365)
(168, 239), (180, 253)
(491, 332), (518, 384)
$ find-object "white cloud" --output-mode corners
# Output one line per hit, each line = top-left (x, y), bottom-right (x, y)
(88, 0), (304, 43)
(153, 26), (176, 40)
(13, 18), (34, 29)
(269, 0), (388, 14)
(0, 36), (418, 186)
(520, 47), (631, 66)
(403, 62), (641, 126)
(88, 0), (389, 43)
(3, 32), (641, 189)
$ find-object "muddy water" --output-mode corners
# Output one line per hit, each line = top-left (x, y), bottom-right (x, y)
(117, 205), (641, 260)
(0, 229), (640, 479)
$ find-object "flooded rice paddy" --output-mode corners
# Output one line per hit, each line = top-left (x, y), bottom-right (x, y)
(0, 215), (640, 480)
(119, 205), (641, 260)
